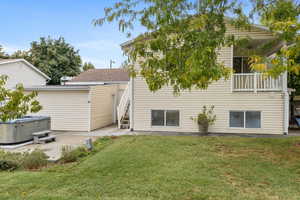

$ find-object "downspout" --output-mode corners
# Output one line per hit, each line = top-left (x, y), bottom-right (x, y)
(283, 71), (289, 135)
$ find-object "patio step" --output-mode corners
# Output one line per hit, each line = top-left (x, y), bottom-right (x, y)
(120, 124), (130, 129)
(32, 130), (56, 144)
(122, 120), (129, 124)
(36, 135), (56, 144)
(32, 130), (51, 137)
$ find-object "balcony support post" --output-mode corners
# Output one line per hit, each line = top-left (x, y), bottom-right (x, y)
(254, 72), (257, 93)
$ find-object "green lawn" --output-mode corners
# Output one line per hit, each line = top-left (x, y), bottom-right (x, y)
(1, 135), (300, 200)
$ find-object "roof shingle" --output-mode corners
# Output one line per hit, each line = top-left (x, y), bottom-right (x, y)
(70, 68), (129, 82)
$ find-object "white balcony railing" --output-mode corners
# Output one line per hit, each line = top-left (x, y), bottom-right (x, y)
(232, 73), (284, 92)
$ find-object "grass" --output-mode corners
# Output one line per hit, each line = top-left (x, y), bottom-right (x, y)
(1, 135), (300, 200)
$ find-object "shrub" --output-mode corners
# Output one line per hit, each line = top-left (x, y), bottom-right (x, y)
(21, 149), (49, 170)
(0, 75), (42, 122)
(60, 146), (89, 164)
(0, 160), (18, 171)
(191, 105), (216, 134)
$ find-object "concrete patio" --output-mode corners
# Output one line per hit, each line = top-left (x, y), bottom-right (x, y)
(1, 125), (132, 161)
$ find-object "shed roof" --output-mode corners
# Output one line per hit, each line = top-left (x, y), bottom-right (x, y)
(24, 85), (90, 91)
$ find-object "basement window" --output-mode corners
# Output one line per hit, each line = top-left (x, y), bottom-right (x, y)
(151, 110), (180, 127)
(229, 111), (261, 128)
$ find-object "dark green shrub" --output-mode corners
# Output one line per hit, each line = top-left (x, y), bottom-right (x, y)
(0, 160), (18, 171)
(22, 149), (49, 170)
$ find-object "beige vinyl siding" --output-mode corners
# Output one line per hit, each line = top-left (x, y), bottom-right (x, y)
(133, 76), (284, 134)
(32, 90), (90, 131)
(226, 24), (275, 39)
(132, 26), (284, 134)
(0, 62), (47, 89)
(90, 84), (127, 130)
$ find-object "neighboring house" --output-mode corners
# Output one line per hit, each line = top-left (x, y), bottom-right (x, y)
(118, 23), (289, 135)
(25, 69), (129, 131)
(0, 59), (50, 88)
(65, 68), (129, 85)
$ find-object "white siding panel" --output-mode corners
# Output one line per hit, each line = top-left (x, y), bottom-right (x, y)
(226, 24), (275, 39)
(90, 84), (127, 130)
(32, 91), (90, 131)
(133, 35), (284, 135)
(0, 62), (47, 89)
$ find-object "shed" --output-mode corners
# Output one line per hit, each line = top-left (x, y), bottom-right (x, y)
(25, 84), (126, 132)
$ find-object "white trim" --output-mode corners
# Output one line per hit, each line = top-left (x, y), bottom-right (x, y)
(88, 89), (92, 132)
(0, 59), (50, 80)
(130, 76), (134, 130)
(231, 45), (234, 93)
(283, 71), (289, 135)
(65, 81), (129, 85)
(24, 86), (90, 91)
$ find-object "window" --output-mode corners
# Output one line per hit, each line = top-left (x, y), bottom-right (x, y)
(230, 111), (244, 128)
(229, 111), (261, 128)
(151, 110), (180, 127)
(166, 110), (180, 126)
(151, 110), (164, 126)
(246, 111), (261, 128)
(233, 57), (251, 73)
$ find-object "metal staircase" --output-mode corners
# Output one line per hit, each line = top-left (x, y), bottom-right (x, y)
(117, 84), (130, 129)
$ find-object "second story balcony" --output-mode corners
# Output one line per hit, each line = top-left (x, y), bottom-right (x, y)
(232, 73), (284, 92)
(232, 56), (285, 92)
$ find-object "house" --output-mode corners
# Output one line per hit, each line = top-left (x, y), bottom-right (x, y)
(0, 59), (50, 88)
(25, 69), (129, 132)
(118, 23), (289, 135)
(65, 68), (129, 85)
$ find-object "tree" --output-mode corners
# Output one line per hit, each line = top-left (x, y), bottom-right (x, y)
(13, 37), (82, 85)
(95, 0), (300, 93)
(10, 50), (31, 61)
(0, 45), (9, 59)
(0, 75), (42, 122)
(82, 62), (95, 71)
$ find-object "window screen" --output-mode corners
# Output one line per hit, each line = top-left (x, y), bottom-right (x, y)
(230, 111), (244, 128)
(166, 110), (179, 126)
(151, 110), (165, 126)
(246, 111), (261, 128)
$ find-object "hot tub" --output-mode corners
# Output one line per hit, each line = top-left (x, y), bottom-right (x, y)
(0, 116), (51, 145)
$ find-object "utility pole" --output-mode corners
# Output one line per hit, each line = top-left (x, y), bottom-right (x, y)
(110, 60), (116, 69)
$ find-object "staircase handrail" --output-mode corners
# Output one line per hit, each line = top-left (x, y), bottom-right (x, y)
(117, 83), (130, 128)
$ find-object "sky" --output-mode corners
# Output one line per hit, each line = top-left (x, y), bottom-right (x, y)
(0, 0), (145, 68)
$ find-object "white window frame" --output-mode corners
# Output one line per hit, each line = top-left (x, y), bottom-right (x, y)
(229, 111), (262, 129)
(151, 110), (180, 127)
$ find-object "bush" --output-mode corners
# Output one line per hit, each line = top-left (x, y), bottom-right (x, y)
(191, 105), (216, 134)
(0, 160), (18, 171)
(60, 146), (89, 164)
(21, 149), (49, 170)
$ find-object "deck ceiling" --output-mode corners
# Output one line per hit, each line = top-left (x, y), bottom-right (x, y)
(234, 38), (283, 57)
